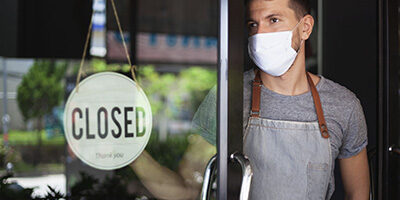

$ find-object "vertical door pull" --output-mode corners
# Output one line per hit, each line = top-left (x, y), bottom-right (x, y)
(230, 152), (253, 200)
(201, 155), (217, 200)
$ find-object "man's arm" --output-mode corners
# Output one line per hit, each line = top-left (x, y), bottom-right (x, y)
(130, 150), (197, 200)
(339, 147), (370, 200)
(129, 134), (216, 200)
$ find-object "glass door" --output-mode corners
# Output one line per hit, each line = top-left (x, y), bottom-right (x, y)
(0, 0), (224, 199)
(0, 0), (254, 199)
(64, 0), (220, 199)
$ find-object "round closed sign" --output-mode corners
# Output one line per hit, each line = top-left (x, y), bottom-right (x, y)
(64, 72), (152, 170)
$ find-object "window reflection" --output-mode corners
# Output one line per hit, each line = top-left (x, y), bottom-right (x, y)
(1, 0), (218, 198)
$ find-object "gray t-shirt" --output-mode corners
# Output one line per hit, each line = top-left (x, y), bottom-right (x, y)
(192, 69), (368, 198)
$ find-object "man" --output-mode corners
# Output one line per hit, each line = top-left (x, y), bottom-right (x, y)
(245, 0), (370, 199)
(131, 0), (370, 199)
(195, 0), (369, 199)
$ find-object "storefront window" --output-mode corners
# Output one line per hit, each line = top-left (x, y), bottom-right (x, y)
(0, 0), (218, 198)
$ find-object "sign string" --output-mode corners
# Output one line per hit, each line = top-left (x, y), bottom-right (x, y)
(76, 0), (138, 92)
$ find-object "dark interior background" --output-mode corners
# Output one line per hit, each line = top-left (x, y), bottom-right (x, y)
(321, 1), (378, 199)
(0, 0), (92, 58)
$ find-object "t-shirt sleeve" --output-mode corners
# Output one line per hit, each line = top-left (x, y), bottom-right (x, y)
(337, 98), (368, 159)
(191, 86), (217, 146)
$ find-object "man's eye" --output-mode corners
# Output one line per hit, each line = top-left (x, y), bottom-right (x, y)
(270, 18), (279, 23)
(248, 22), (257, 28)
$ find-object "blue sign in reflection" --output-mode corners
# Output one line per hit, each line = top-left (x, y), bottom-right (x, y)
(148, 33), (217, 49)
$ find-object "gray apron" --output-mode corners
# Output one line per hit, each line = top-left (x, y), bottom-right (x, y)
(243, 71), (332, 200)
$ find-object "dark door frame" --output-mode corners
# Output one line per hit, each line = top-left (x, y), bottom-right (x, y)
(378, 0), (399, 199)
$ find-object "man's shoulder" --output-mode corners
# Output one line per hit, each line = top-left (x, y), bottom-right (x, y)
(320, 78), (368, 159)
(319, 76), (360, 107)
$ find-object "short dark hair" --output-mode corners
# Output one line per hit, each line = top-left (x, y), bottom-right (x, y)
(288, 0), (310, 19)
(245, 0), (311, 19)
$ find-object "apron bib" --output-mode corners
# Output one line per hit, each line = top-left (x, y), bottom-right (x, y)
(243, 70), (332, 200)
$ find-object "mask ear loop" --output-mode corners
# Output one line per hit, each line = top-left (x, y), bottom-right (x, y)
(292, 18), (304, 53)
(291, 17), (304, 32)
(296, 39), (304, 53)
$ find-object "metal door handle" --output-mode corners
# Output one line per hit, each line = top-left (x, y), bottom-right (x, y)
(230, 152), (253, 200)
(389, 145), (400, 155)
(200, 155), (217, 200)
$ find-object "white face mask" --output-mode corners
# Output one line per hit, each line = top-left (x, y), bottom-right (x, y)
(248, 20), (303, 77)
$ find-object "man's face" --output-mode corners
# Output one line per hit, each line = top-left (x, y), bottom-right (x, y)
(247, 0), (306, 52)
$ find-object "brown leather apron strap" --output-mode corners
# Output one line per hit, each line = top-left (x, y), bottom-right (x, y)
(306, 72), (330, 138)
(251, 70), (262, 117)
(250, 70), (330, 138)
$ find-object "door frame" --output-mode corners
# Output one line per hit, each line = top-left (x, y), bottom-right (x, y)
(218, 0), (246, 199)
(378, 0), (399, 199)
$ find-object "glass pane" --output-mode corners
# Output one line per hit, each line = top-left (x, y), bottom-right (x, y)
(64, 63), (217, 199)
(0, 0), (218, 199)
(1, 59), (67, 198)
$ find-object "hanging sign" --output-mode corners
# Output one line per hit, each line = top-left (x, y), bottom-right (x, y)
(64, 72), (152, 170)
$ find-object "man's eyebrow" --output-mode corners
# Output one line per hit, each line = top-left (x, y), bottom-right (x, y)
(265, 13), (283, 19)
(246, 13), (283, 22)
